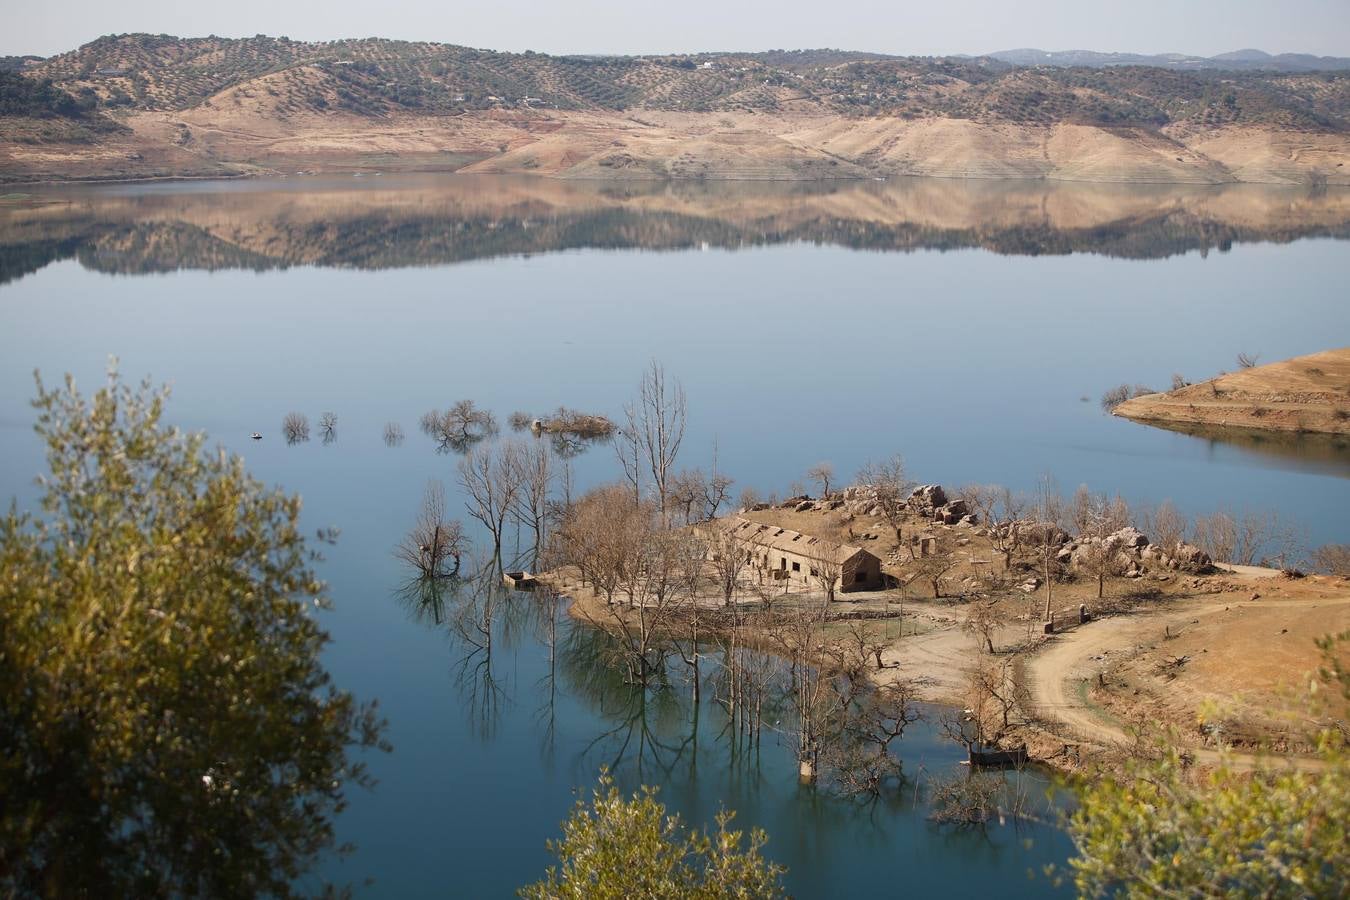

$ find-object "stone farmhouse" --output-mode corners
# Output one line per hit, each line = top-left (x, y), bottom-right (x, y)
(706, 516), (884, 593)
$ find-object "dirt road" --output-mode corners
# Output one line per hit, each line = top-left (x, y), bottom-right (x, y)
(1022, 580), (1349, 770)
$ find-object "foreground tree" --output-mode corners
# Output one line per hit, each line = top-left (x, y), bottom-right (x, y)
(1067, 632), (1349, 898)
(520, 772), (785, 899)
(0, 368), (386, 898)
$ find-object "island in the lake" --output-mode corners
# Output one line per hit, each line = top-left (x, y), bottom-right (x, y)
(2, 34), (1350, 184)
(1114, 347), (1350, 435)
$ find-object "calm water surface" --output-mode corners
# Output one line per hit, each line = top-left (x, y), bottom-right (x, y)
(2, 174), (1348, 897)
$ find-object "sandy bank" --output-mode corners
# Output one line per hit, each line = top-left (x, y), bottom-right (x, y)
(1114, 347), (1350, 435)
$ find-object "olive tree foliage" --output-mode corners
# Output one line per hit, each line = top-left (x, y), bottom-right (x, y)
(1067, 631), (1350, 899)
(519, 772), (785, 899)
(0, 368), (387, 898)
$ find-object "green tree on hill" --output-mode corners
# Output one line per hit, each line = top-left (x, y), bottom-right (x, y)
(0, 365), (387, 897)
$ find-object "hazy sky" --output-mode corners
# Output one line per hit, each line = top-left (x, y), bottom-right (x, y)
(7, 0), (1349, 59)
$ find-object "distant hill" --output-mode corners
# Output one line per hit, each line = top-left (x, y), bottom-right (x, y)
(2, 34), (1349, 184)
(6, 33), (1345, 130)
(986, 48), (1350, 72)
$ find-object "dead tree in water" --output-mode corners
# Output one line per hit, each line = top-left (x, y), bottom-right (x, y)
(670, 532), (710, 705)
(457, 440), (524, 558)
(396, 481), (466, 577)
(318, 412), (337, 444)
(423, 401), (497, 453)
(509, 439), (553, 555)
(626, 361), (686, 520)
(282, 412), (310, 444)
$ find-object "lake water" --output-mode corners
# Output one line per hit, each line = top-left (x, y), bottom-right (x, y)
(1, 174), (1348, 896)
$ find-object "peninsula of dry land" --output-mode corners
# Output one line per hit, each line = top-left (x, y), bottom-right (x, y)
(1114, 347), (1350, 436)
(544, 490), (1350, 775)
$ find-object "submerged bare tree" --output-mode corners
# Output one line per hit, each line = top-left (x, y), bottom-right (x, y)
(621, 361), (686, 519)
(510, 438), (553, 554)
(383, 422), (405, 447)
(318, 412), (337, 444)
(423, 400), (498, 453)
(282, 411), (310, 444)
(457, 440), (525, 558)
(447, 400), (496, 438)
(396, 481), (466, 578)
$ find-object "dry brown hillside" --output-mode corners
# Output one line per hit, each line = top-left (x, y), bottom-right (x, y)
(3, 34), (1350, 183)
(1114, 348), (1350, 435)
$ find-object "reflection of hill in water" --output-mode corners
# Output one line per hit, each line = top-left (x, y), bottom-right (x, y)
(3, 176), (1349, 284)
(1140, 419), (1350, 479)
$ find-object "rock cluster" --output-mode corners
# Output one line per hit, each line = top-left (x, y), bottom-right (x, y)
(1061, 526), (1213, 577)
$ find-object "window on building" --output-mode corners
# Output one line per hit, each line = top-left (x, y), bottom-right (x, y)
(809, 567), (818, 577)
(792, 561), (801, 572)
